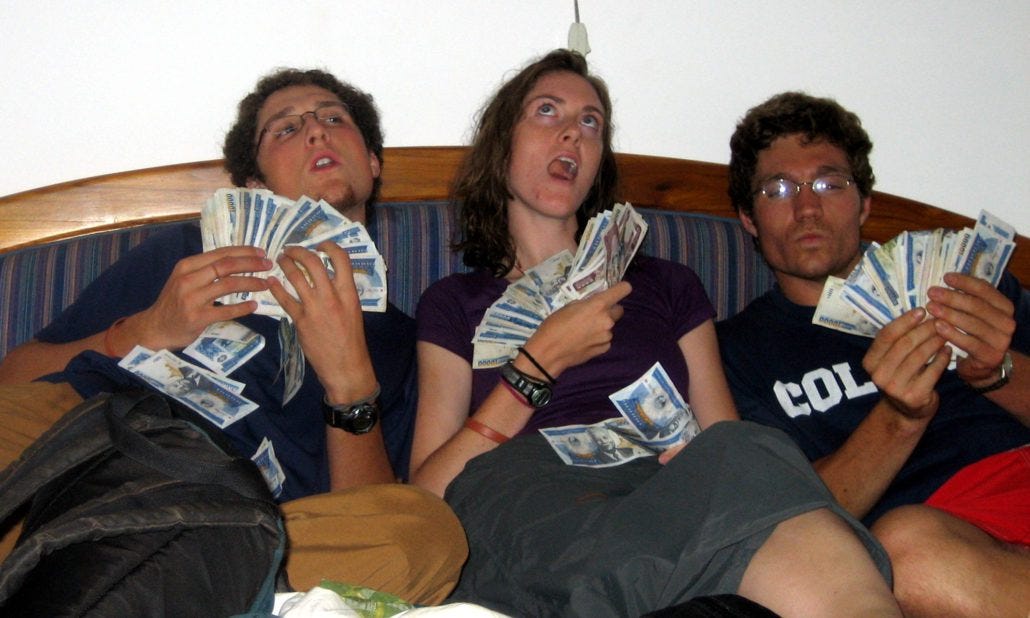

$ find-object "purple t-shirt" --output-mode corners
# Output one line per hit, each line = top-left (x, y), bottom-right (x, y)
(417, 256), (715, 434)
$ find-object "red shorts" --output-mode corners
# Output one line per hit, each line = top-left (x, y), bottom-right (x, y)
(925, 444), (1030, 546)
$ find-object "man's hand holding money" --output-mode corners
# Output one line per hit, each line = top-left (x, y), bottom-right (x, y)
(268, 241), (376, 405)
(862, 307), (949, 422)
(927, 272), (1017, 389)
(117, 246), (273, 355)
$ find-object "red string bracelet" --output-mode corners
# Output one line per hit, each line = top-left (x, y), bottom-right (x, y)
(102, 317), (128, 357)
(464, 418), (510, 444)
(499, 378), (530, 407)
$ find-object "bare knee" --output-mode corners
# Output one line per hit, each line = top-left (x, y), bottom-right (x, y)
(871, 504), (944, 564)
(872, 504), (1030, 617)
(741, 508), (899, 617)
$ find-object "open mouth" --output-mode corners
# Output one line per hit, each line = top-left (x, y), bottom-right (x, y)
(548, 156), (578, 181)
(313, 156), (336, 170)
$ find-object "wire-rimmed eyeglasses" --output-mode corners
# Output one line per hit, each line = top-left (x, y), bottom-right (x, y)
(256, 103), (350, 147)
(753, 174), (854, 201)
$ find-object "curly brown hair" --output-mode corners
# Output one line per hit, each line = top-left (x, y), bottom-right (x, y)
(222, 68), (384, 218)
(728, 92), (874, 219)
(453, 49), (619, 276)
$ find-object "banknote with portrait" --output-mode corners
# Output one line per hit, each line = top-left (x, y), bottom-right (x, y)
(539, 418), (653, 467)
(541, 362), (700, 467)
(608, 361), (700, 451)
(118, 345), (258, 428)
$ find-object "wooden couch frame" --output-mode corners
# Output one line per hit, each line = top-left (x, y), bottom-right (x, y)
(1, 146), (1026, 283)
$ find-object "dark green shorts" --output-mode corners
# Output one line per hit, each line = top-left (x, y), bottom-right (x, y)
(446, 420), (890, 617)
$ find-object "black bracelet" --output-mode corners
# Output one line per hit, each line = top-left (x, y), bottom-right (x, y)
(517, 346), (556, 385)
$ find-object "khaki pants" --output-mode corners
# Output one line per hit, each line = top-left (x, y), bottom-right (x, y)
(0, 383), (467, 605)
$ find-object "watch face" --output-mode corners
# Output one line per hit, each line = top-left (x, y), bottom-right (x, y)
(529, 386), (552, 407)
(324, 401), (380, 434)
(346, 404), (378, 434)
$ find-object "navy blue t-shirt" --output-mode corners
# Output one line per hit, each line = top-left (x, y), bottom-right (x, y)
(717, 273), (1030, 525)
(37, 222), (417, 502)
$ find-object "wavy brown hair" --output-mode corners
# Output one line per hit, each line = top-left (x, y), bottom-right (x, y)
(453, 49), (618, 276)
(728, 91), (875, 219)
(222, 68), (384, 219)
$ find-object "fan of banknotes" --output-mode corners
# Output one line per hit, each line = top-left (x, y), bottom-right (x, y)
(813, 209), (1017, 338)
(201, 188), (387, 318)
(540, 362), (700, 467)
(472, 202), (648, 368)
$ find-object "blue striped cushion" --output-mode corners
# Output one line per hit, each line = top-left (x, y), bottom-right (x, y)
(0, 223), (182, 360)
(0, 203), (773, 359)
(638, 209), (775, 320)
(370, 201), (471, 320)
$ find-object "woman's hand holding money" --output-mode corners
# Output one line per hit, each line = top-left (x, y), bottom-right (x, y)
(522, 281), (631, 379)
(862, 307), (949, 421)
(125, 247), (272, 354)
(268, 242), (376, 405)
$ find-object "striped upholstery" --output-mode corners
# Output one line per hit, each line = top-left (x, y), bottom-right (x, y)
(638, 209), (775, 321)
(0, 202), (773, 359)
(0, 223), (182, 361)
(371, 201), (471, 323)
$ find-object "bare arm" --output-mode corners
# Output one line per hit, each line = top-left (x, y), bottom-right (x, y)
(410, 341), (533, 497)
(976, 350), (1030, 425)
(270, 243), (394, 487)
(0, 337), (106, 383)
(411, 282), (632, 497)
(679, 319), (739, 427)
(0, 246), (273, 384)
(657, 319), (738, 465)
(813, 308), (949, 518)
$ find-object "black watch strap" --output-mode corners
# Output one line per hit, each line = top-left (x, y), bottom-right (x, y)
(500, 360), (552, 408)
(322, 384), (381, 434)
(971, 352), (1013, 394)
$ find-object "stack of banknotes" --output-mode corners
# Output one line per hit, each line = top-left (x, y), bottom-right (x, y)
(813, 209), (1017, 339)
(472, 202), (648, 368)
(541, 362), (700, 467)
(201, 188), (387, 317)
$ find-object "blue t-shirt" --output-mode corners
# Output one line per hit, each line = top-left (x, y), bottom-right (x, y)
(717, 273), (1030, 525)
(37, 222), (417, 501)
(417, 256), (715, 433)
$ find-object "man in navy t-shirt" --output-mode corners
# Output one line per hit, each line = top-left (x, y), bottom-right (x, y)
(0, 68), (466, 603)
(717, 92), (1029, 616)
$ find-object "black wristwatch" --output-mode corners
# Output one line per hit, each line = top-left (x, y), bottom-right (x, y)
(500, 360), (552, 408)
(322, 386), (380, 434)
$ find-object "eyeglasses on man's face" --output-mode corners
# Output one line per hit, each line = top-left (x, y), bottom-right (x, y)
(256, 103), (351, 147)
(753, 173), (854, 201)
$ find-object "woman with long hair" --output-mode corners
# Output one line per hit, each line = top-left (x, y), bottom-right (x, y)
(411, 49), (900, 617)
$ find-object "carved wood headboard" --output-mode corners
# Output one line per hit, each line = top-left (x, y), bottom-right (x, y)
(1, 146), (1026, 281)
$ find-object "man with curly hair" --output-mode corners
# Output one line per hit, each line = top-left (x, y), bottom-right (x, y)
(0, 68), (466, 604)
(717, 91), (1030, 616)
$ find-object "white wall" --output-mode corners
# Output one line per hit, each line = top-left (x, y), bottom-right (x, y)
(2, 1), (1028, 232)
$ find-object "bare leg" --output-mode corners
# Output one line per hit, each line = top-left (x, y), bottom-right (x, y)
(739, 508), (901, 617)
(873, 504), (1030, 617)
